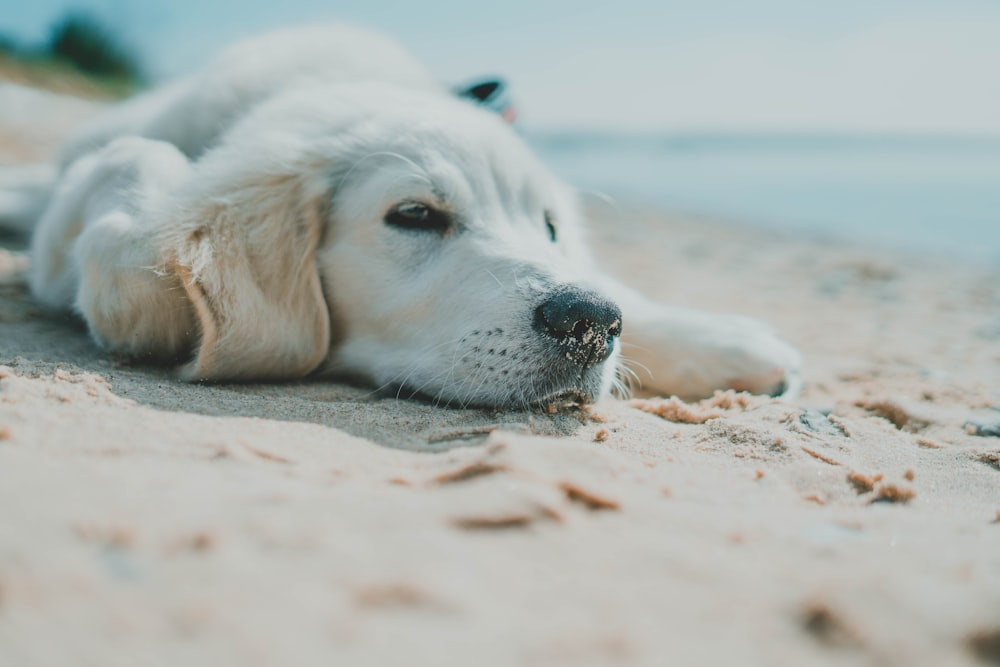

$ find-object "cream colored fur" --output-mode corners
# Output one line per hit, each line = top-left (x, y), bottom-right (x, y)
(10, 24), (801, 407)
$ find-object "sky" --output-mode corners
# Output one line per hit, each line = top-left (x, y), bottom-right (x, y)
(2, 0), (1000, 134)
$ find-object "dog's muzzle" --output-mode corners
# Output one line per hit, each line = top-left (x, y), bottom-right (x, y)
(534, 287), (622, 369)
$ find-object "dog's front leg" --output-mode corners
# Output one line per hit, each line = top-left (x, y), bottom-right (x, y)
(594, 277), (802, 399)
(31, 137), (197, 361)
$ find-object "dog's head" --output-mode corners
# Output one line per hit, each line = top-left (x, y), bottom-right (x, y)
(169, 83), (622, 407)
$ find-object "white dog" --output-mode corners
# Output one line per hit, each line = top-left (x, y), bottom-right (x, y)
(0, 25), (800, 408)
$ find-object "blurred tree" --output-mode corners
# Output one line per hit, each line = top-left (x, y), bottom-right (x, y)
(47, 12), (143, 84)
(0, 34), (20, 55)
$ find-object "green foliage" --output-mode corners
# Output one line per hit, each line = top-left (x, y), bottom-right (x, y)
(0, 13), (144, 98)
(0, 34), (20, 55)
(47, 12), (143, 84)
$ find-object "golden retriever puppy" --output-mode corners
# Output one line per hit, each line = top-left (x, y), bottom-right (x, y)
(4, 25), (800, 407)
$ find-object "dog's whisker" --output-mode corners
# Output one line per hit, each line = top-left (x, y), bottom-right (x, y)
(427, 369), (460, 407)
(405, 360), (460, 403)
(618, 340), (653, 353)
(483, 267), (504, 288)
(363, 363), (423, 399)
(467, 353), (510, 408)
(452, 368), (482, 409)
(336, 150), (432, 193)
(619, 364), (641, 388)
(359, 335), (465, 400)
(576, 187), (622, 213)
(422, 334), (474, 406)
(619, 356), (652, 381)
(390, 330), (475, 403)
(610, 367), (632, 399)
(454, 356), (495, 409)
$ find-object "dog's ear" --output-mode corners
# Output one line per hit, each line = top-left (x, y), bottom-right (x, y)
(169, 166), (331, 381)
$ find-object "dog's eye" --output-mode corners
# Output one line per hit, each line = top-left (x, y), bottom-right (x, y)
(385, 202), (450, 232)
(544, 210), (557, 242)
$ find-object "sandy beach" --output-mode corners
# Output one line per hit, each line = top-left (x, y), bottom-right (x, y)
(1, 84), (999, 667)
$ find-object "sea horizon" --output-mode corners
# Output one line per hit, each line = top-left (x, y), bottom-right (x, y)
(527, 131), (1000, 265)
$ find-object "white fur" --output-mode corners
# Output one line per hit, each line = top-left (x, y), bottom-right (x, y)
(8, 24), (801, 407)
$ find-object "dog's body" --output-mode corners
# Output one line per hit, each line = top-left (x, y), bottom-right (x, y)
(1, 24), (801, 407)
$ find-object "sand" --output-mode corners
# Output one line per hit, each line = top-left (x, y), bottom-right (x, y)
(1, 84), (999, 667)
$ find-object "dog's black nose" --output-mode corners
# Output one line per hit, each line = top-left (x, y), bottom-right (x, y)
(534, 287), (622, 368)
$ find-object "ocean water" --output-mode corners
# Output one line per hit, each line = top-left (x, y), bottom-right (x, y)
(528, 133), (1000, 264)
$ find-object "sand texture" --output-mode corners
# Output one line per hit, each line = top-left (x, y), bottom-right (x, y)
(1, 85), (999, 667)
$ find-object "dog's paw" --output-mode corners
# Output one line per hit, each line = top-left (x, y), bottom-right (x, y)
(625, 310), (802, 400)
(706, 317), (802, 399)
